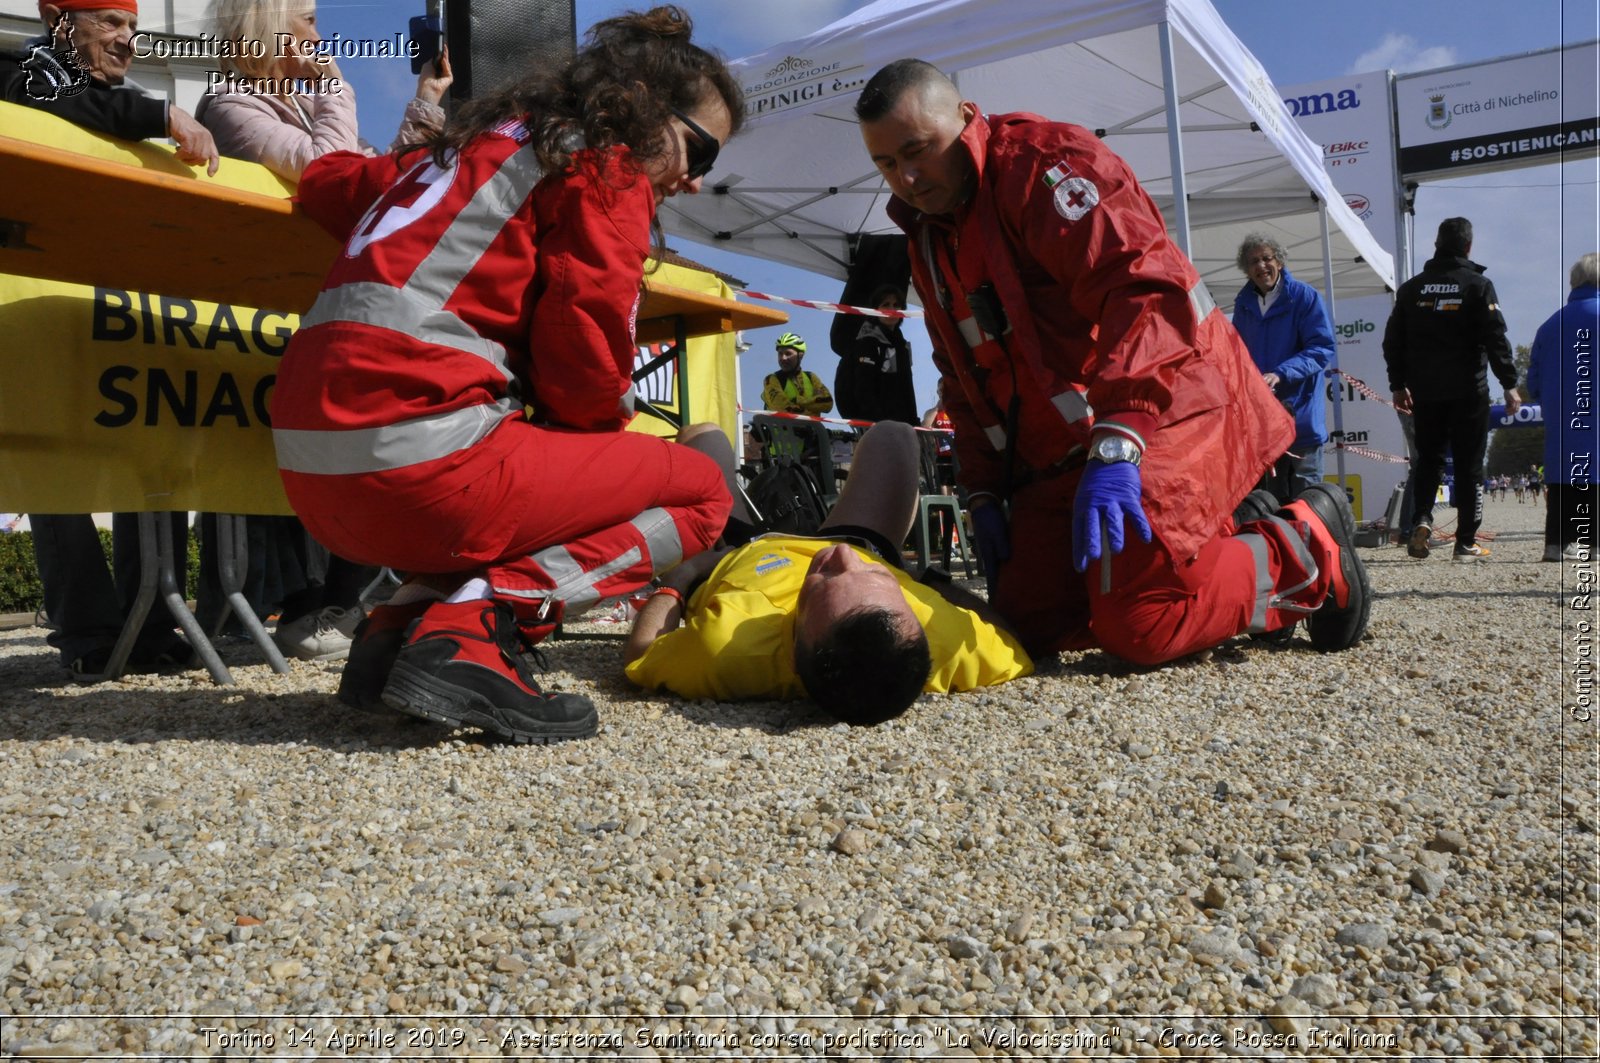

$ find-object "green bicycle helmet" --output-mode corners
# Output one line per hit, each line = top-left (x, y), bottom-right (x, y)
(775, 332), (806, 353)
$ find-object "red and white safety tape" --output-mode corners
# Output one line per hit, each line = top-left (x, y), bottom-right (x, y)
(1335, 442), (1410, 465)
(1331, 369), (1397, 409)
(739, 405), (951, 434)
(739, 290), (923, 319)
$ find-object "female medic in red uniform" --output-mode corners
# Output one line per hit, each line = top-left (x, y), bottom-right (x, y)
(271, 6), (742, 743)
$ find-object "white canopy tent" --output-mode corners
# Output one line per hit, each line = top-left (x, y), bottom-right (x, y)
(663, 0), (1396, 305)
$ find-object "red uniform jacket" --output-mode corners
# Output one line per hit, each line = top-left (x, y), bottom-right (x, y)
(272, 120), (653, 512)
(889, 112), (1291, 561)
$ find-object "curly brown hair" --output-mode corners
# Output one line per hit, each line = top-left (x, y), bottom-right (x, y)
(421, 5), (743, 179)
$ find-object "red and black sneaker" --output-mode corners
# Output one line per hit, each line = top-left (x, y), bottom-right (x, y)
(1281, 483), (1371, 652)
(1230, 488), (1281, 531)
(380, 599), (597, 743)
(336, 600), (433, 711)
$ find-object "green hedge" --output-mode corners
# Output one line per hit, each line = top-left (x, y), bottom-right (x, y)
(0, 528), (202, 614)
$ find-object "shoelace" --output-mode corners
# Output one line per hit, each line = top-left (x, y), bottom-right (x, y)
(488, 603), (550, 683)
(520, 645), (552, 673)
(311, 607), (358, 638)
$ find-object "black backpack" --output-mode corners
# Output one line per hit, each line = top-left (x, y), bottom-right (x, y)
(742, 456), (828, 536)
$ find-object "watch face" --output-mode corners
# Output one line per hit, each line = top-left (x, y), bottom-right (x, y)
(1094, 436), (1139, 463)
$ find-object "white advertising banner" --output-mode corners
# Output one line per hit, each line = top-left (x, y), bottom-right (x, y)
(1326, 294), (1410, 523)
(1279, 73), (1403, 265)
(1277, 72), (1406, 522)
(1395, 41), (1600, 179)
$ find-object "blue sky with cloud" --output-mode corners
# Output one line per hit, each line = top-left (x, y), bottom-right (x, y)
(324, 0), (1598, 414)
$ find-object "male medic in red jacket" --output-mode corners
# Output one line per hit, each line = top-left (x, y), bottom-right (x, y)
(855, 59), (1371, 663)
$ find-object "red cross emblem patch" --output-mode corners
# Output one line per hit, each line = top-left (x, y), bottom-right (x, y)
(1052, 176), (1099, 221)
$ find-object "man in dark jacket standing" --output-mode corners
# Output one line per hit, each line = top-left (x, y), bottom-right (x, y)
(834, 284), (920, 426)
(1383, 217), (1521, 562)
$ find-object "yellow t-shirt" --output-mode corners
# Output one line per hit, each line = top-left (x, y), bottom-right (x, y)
(625, 535), (1032, 701)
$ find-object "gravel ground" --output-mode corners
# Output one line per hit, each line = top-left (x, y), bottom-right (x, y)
(0, 496), (1593, 1060)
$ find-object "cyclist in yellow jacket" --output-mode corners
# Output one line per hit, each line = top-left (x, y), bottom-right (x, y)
(760, 332), (834, 416)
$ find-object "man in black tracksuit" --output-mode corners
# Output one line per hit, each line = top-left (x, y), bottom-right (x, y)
(1382, 217), (1521, 561)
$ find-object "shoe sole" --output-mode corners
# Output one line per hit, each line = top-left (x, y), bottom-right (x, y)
(381, 661), (598, 744)
(1298, 484), (1372, 653)
(279, 644), (353, 663)
(1231, 489), (1281, 529)
(1249, 622), (1297, 646)
(1407, 523), (1432, 559)
(1452, 552), (1489, 563)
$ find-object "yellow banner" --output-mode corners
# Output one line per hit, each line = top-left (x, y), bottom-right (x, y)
(627, 260), (742, 443)
(0, 103), (744, 513)
(1, 102), (302, 513)
(0, 274), (298, 514)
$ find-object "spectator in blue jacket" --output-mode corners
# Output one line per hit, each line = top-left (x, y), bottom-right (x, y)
(1231, 234), (1336, 503)
(1528, 251), (1599, 562)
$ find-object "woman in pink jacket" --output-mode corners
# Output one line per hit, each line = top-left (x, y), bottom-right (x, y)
(197, 0), (451, 181)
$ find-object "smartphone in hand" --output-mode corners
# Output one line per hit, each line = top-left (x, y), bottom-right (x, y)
(408, 14), (443, 75)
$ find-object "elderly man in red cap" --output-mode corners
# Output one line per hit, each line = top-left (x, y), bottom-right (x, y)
(2, 0), (218, 679)
(2, 0), (217, 172)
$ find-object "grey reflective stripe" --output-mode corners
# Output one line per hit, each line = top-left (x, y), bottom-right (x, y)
(1260, 513), (1321, 614)
(301, 146), (545, 371)
(521, 545), (640, 611)
(407, 146), (547, 305)
(956, 316), (985, 348)
(1050, 388), (1092, 424)
(984, 424), (1007, 450)
(1234, 531), (1276, 632)
(1190, 280), (1217, 320)
(502, 508), (683, 611)
(301, 282), (512, 380)
(632, 507), (685, 574)
(280, 147), (547, 476)
(273, 399), (516, 474)
(954, 313), (1012, 349)
(521, 545), (584, 598)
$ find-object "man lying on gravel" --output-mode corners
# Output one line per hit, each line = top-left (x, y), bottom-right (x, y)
(624, 422), (1032, 724)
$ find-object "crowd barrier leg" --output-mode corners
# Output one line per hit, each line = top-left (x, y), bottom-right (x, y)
(90, 513), (232, 684)
(359, 566), (402, 609)
(156, 515), (233, 684)
(97, 513), (160, 683)
(215, 515), (290, 674)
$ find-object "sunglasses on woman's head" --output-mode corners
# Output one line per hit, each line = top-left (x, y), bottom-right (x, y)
(671, 108), (720, 180)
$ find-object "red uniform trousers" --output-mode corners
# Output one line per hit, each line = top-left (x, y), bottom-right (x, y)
(287, 417), (730, 614)
(995, 470), (1328, 663)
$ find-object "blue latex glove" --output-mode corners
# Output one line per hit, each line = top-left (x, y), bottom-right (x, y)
(969, 500), (1011, 586)
(1073, 459), (1153, 573)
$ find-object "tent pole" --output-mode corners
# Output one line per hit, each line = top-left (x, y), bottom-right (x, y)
(1158, 21), (1191, 256)
(1320, 199), (1348, 493)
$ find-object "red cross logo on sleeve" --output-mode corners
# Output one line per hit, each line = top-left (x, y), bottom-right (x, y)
(1053, 176), (1100, 221)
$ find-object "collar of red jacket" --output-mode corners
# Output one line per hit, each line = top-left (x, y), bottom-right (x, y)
(887, 110), (1064, 231)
